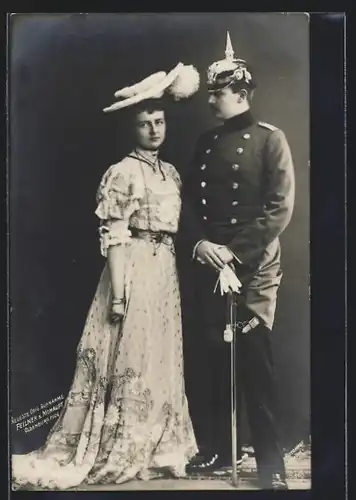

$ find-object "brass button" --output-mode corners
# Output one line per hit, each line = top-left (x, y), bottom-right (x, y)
(201, 199), (207, 205)
(201, 181), (207, 187)
(201, 164), (207, 170)
(214, 134), (219, 140)
(232, 164), (239, 171)
(236, 147), (244, 154)
(243, 133), (250, 139)
(232, 182), (239, 189)
(232, 201), (239, 206)
(203, 215), (208, 220)
(206, 149), (211, 154)
(231, 218), (237, 224)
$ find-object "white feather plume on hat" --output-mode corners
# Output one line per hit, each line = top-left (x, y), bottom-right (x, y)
(166, 64), (200, 101)
(103, 63), (200, 113)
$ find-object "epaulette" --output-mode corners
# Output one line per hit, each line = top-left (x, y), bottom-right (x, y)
(258, 121), (278, 131)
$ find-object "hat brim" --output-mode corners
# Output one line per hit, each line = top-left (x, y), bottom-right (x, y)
(114, 71), (167, 99)
(103, 63), (184, 113)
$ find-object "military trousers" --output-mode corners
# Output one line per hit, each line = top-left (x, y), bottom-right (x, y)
(184, 290), (286, 480)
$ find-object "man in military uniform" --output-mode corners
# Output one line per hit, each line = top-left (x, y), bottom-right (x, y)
(179, 33), (295, 490)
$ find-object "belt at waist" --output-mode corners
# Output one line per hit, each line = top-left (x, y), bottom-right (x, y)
(129, 227), (175, 246)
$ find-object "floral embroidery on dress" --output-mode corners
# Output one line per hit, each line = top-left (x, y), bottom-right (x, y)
(11, 156), (198, 491)
(163, 161), (182, 189)
(95, 155), (182, 257)
(96, 167), (141, 221)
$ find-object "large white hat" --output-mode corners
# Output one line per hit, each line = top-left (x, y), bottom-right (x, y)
(103, 62), (200, 113)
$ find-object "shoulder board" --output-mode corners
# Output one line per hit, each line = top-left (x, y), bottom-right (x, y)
(258, 121), (278, 131)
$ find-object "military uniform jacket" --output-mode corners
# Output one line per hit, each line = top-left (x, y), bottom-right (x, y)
(178, 110), (295, 332)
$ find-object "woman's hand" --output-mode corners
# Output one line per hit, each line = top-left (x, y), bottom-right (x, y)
(110, 299), (125, 324)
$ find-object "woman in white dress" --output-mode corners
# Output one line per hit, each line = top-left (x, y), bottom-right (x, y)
(12, 63), (200, 490)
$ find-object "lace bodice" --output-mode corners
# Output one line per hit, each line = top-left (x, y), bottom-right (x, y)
(95, 151), (181, 257)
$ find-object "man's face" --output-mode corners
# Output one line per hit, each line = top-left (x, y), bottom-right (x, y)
(208, 87), (241, 120)
(134, 110), (166, 151)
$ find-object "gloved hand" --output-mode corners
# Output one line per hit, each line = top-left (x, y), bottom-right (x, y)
(214, 264), (242, 295)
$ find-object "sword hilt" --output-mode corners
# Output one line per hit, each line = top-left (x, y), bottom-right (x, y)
(224, 290), (238, 342)
(224, 325), (233, 343)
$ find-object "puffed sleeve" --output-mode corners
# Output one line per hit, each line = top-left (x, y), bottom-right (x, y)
(164, 162), (182, 190)
(95, 163), (142, 257)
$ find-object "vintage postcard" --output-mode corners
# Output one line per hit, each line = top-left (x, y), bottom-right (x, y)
(8, 12), (311, 491)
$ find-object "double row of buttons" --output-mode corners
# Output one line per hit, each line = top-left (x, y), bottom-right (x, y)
(200, 180), (239, 192)
(201, 156), (243, 172)
(200, 141), (245, 170)
(200, 174), (239, 224)
(212, 132), (250, 141)
(201, 196), (239, 207)
(201, 158), (243, 174)
(201, 213), (238, 225)
(200, 181), (239, 190)
(201, 163), (240, 172)
(199, 134), (251, 225)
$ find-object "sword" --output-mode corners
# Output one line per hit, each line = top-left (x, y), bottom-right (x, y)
(224, 289), (239, 488)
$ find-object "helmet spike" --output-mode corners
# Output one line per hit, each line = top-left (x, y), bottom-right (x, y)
(225, 31), (235, 60)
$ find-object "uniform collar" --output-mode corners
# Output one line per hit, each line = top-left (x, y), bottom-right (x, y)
(222, 110), (255, 132)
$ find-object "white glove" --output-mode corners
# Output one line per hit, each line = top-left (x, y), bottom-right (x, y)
(214, 264), (242, 295)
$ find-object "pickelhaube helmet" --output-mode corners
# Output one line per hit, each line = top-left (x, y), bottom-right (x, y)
(207, 32), (256, 92)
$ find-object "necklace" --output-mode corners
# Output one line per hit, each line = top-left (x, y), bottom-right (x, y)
(132, 153), (174, 257)
(132, 148), (166, 181)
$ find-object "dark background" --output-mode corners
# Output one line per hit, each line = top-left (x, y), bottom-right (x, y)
(9, 13), (309, 453)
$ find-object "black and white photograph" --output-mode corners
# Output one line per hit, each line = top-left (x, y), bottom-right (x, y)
(8, 12), (310, 491)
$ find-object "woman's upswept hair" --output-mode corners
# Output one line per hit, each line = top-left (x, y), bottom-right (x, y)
(126, 97), (169, 121)
(115, 97), (169, 153)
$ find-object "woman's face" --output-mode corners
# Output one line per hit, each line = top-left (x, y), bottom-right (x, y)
(134, 109), (166, 151)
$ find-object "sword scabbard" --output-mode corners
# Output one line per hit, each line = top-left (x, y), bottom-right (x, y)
(227, 291), (239, 487)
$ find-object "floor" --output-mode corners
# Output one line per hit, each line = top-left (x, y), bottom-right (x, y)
(70, 446), (311, 491)
(14, 443), (310, 491)
(73, 477), (310, 491)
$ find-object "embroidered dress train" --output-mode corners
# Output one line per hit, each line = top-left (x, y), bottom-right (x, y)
(12, 151), (198, 490)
